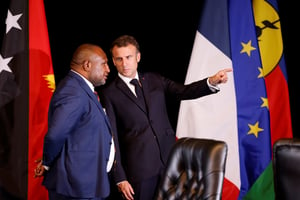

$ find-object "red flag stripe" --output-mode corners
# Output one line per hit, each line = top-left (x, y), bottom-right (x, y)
(28, 0), (54, 199)
(265, 65), (293, 146)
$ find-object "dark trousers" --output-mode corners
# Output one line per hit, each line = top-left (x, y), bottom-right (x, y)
(107, 172), (163, 200)
(48, 190), (105, 200)
(131, 173), (161, 200)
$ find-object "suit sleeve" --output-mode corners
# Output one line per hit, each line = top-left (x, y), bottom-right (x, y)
(43, 90), (84, 167)
(154, 73), (217, 100)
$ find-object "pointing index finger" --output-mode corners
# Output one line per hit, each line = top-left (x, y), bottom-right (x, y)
(223, 68), (233, 73)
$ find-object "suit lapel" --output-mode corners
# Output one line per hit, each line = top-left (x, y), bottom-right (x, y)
(139, 73), (148, 102)
(70, 71), (112, 130)
(115, 76), (148, 113)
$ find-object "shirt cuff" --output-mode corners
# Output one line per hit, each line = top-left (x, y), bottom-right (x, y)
(207, 78), (220, 92)
(43, 165), (49, 171)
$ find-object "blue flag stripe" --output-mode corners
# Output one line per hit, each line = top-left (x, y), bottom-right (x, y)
(198, 0), (231, 58)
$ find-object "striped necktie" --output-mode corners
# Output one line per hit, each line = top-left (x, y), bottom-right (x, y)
(94, 90), (100, 102)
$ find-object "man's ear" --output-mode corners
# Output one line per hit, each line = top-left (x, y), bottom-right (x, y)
(112, 58), (117, 66)
(137, 52), (141, 63)
(82, 60), (91, 71)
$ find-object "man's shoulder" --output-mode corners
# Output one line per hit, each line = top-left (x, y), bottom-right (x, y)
(101, 77), (119, 93)
(140, 71), (163, 80)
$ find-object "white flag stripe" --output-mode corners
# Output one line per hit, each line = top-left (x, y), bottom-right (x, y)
(176, 32), (240, 187)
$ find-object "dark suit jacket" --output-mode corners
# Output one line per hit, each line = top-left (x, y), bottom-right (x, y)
(42, 71), (113, 198)
(100, 72), (217, 184)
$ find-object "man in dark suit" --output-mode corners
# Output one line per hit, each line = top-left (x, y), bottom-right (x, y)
(101, 35), (232, 200)
(34, 44), (114, 200)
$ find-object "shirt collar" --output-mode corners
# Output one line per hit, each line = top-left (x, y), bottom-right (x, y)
(118, 72), (139, 85)
(71, 69), (94, 91)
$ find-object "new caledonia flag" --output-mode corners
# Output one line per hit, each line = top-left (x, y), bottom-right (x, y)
(176, 0), (293, 199)
(0, 0), (55, 199)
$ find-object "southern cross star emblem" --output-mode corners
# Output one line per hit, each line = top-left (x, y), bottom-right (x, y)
(6, 9), (22, 33)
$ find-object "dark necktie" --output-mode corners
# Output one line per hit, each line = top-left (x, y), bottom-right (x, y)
(130, 79), (146, 109)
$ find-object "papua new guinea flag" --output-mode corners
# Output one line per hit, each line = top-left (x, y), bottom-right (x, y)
(0, 0), (55, 199)
(176, 0), (293, 199)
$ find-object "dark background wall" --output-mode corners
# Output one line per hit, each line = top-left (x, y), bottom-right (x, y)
(0, 0), (299, 137)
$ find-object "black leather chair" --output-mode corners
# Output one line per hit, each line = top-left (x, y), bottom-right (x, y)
(272, 138), (300, 200)
(155, 137), (228, 200)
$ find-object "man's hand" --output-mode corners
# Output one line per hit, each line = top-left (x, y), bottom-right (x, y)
(117, 180), (135, 200)
(34, 158), (45, 178)
(208, 68), (233, 86)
